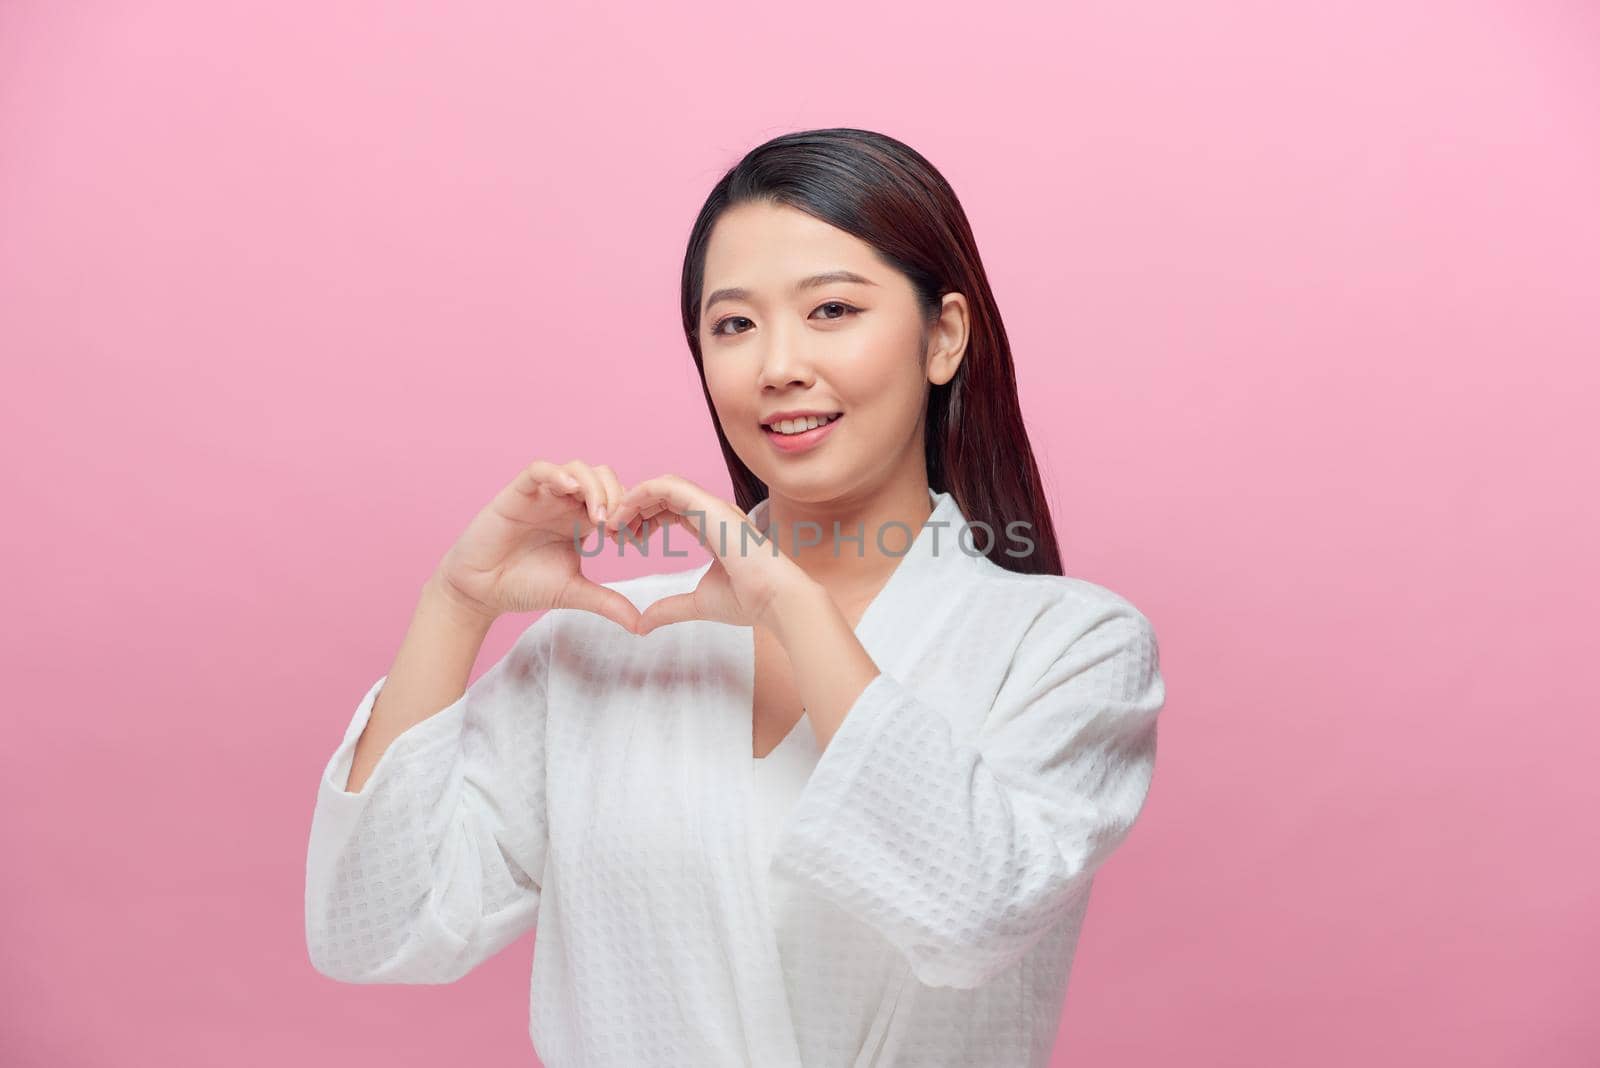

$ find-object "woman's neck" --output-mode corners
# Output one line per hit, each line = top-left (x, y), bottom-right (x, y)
(761, 481), (935, 608)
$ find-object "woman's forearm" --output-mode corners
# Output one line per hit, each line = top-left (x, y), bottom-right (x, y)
(768, 576), (880, 753)
(343, 573), (497, 793)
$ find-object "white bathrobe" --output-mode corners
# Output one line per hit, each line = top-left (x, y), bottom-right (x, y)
(304, 488), (1166, 1067)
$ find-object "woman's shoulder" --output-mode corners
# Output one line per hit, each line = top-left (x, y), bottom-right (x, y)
(966, 554), (1159, 644)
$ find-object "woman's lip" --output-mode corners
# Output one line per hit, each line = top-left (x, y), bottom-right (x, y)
(762, 413), (842, 453)
(761, 411), (841, 427)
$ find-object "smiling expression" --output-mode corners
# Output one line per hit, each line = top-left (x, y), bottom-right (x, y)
(697, 201), (952, 502)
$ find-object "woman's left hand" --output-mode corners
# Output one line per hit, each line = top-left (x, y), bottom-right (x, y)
(605, 474), (811, 635)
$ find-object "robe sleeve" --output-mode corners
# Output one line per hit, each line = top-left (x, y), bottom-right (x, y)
(770, 603), (1165, 990)
(303, 611), (555, 985)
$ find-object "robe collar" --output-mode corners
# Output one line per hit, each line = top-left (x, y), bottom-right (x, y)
(737, 486), (985, 668)
(669, 487), (988, 1066)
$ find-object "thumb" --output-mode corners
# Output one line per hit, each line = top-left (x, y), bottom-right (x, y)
(556, 575), (643, 634)
(636, 592), (703, 635)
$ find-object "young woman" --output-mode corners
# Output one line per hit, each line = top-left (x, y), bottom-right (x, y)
(305, 127), (1166, 1067)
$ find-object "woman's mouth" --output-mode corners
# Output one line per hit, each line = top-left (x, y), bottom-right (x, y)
(761, 412), (842, 454)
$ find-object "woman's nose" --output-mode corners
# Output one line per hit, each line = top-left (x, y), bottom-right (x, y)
(756, 330), (815, 389)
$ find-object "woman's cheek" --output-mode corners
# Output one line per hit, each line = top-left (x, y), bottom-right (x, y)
(702, 365), (750, 431)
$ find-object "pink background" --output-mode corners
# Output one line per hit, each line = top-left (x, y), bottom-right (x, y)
(2, 2), (1596, 1065)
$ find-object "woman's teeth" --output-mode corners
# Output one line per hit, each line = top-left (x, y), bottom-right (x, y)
(768, 414), (839, 435)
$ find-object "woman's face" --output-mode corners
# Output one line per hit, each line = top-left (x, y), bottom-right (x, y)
(697, 200), (966, 508)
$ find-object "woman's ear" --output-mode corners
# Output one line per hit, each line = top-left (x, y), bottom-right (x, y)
(925, 292), (970, 387)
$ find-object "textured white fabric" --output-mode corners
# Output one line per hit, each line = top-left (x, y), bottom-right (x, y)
(750, 713), (822, 953)
(304, 488), (1167, 1067)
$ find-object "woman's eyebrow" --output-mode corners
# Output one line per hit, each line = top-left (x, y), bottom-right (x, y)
(703, 270), (878, 315)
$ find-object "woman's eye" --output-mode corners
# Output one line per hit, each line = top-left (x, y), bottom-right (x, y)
(709, 303), (858, 337)
(710, 316), (753, 336)
(812, 301), (859, 321)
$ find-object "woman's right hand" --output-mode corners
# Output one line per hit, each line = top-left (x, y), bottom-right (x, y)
(430, 459), (650, 632)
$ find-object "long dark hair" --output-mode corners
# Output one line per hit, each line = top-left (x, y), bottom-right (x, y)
(679, 127), (1063, 576)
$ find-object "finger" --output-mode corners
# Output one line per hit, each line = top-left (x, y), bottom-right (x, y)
(547, 471), (582, 496)
(664, 509), (714, 548)
(616, 512), (657, 550)
(617, 501), (668, 545)
(612, 476), (726, 537)
(592, 466), (635, 548)
(628, 474), (748, 522)
(655, 498), (753, 559)
(608, 476), (671, 529)
(593, 465), (626, 527)
(601, 488), (653, 547)
(499, 460), (582, 520)
(636, 592), (703, 635)
(507, 460), (574, 497)
(613, 475), (692, 517)
(605, 493), (652, 540)
(622, 507), (718, 562)
(561, 461), (608, 528)
(556, 574), (642, 634)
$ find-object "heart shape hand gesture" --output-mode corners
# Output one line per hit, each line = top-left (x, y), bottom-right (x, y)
(431, 458), (657, 633)
(604, 474), (809, 636)
(432, 462), (808, 638)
